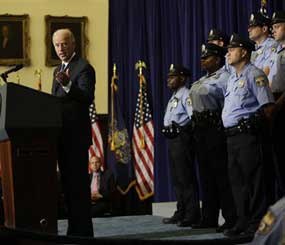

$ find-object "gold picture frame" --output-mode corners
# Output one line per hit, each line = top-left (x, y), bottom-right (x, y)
(0, 14), (30, 66)
(45, 15), (88, 66)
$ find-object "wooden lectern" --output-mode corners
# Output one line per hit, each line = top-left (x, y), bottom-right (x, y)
(0, 83), (61, 233)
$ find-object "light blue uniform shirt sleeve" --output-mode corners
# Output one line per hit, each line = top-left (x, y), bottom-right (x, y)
(268, 44), (285, 93)
(249, 70), (275, 107)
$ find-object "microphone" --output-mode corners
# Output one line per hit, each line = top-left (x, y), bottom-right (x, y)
(0, 64), (24, 83)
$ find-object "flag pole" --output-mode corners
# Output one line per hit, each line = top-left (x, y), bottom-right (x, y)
(135, 60), (147, 149)
(110, 63), (118, 151)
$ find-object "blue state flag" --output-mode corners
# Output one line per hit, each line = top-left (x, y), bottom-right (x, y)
(107, 67), (135, 194)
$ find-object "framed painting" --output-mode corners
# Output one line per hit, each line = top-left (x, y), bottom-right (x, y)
(45, 15), (88, 66)
(0, 14), (30, 66)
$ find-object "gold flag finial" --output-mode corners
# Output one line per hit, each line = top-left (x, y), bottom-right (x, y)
(135, 60), (147, 75)
(34, 68), (42, 91)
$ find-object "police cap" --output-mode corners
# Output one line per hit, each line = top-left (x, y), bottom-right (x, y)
(227, 33), (255, 52)
(248, 12), (271, 27)
(201, 43), (226, 59)
(207, 28), (229, 44)
(271, 11), (285, 25)
(168, 64), (191, 77)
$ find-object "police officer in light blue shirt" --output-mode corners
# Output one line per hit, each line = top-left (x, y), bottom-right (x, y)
(248, 12), (278, 73)
(189, 43), (236, 232)
(267, 11), (285, 198)
(162, 64), (200, 228)
(222, 33), (275, 238)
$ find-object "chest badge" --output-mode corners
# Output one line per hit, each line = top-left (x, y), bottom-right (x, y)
(257, 49), (263, 55)
(187, 97), (192, 106)
(171, 97), (178, 108)
(238, 80), (245, 88)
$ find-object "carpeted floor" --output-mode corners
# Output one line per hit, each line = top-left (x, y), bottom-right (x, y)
(58, 215), (252, 244)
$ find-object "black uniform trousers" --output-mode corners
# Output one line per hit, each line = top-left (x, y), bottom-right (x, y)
(272, 106), (285, 198)
(227, 133), (267, 231)
(168, 130), (200, 221)
(195, 126), (236, 226)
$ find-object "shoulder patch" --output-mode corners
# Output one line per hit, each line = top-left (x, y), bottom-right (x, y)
(257, 210), (276, 235)
(255, 76), (268, 87)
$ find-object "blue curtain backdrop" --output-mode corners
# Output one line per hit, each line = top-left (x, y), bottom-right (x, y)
(108, 0), (285, 202)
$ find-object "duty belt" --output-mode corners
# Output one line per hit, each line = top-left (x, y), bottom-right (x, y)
(162, 122), (193, 139)
(224, 114), (263, 137)
(192, 110), (222, 129)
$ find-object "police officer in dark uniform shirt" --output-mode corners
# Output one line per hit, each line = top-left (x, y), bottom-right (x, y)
(222, 33), (275, 237)
(189, 43), (236, 232)
(268, 11), (285, 198)
(162, 65), (200, 227)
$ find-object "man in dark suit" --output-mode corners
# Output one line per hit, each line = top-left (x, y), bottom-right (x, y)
(89, 156), (116, 217)
(51, 28), (95, 237)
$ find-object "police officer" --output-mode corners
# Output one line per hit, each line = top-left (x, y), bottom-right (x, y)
(268, 11), (285, 198)
(189, 43), (236, 232)
(222, 33), (275, 237)
(248, 11), (278, 206)
(248, 12), (278, 74)
(162, 64), (200, 227)
(207, 28), (233, 74)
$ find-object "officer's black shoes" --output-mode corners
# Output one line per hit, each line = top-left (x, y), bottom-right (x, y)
(216, 222), (235, 233)
(223, 226), (244, 237)
(176, 218), (196, 227)
(162, 216), (181, 224)
(223, 225), (246, 237)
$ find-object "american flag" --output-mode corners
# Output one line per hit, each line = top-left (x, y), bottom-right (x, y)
(132, 76), (154, 200)
(89, 103), (105, 169)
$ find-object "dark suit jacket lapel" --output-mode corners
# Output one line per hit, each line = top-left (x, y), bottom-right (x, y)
(66, 54), (80, 82)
